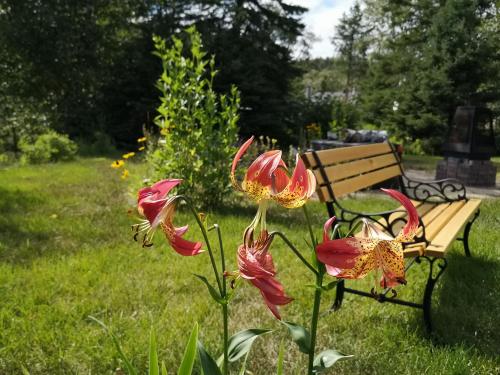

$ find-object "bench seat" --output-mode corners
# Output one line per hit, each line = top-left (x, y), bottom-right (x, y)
(362, 199), (481, 258)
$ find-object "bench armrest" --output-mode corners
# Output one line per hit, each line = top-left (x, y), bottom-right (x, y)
(401, 174), (467, 202)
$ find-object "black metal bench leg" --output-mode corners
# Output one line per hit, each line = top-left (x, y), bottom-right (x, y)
(332, 280), (345, 310)
(462, 210), (479, 257)
(420, 256), (448, 333)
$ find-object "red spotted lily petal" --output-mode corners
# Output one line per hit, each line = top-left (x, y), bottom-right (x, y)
(243, 150), (286, 201)
(231, 137), (254, 191)
(250, 277), (293, 320)
(272, 155), (316, 208)
(138, 198), (168, 227)
(317, 237), (371, 275)
(138, 179), (182, 204)
(134, 179), (202, 255)
(377, 240), (406, 288)
(381, 189), (418, 242)
(162, 222), (203, 256)
(237, 229), (292, 319)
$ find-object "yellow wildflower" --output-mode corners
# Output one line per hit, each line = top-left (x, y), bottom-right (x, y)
(138, 146), (145, 151)
(123, 152), (135, 159)
(121, 169), (130, 179)
(137, 137), (147, 143)
(111, 160), (125, 169)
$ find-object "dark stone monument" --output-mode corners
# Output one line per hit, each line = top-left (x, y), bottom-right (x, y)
(436, 106), (497, 186)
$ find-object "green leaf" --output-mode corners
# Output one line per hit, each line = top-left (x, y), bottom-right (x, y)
(322, 280), (339, 291)
(161, 362), (168, 375)
(177, 323), (199, 375)
(237, 351), (250, 375)
(193, 274), (224, 304)
(149, 327), (159, 375)
(282, 321), (311, 354)
(313, 349), (353, 372)
(197, 340), (222, 375)
(225, 329), (272, 362)
(20, 366), (30, 375)
(276, 339), (285, 375)
(88, 316), (138, 375)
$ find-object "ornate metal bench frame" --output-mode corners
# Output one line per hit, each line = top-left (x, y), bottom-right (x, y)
(307, 144), (480, 332)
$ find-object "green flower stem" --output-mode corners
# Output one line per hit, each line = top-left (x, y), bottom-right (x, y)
(175, 195), (223, 295)
(209, 223), (229, 375)
(308, 272), (324, 375)
(302, 204), (318, 248)
(222, 304), (229, 375)
(270, 231), (318, 276)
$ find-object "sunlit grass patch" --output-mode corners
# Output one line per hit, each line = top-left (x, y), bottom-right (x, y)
(0, 159), (499, 374)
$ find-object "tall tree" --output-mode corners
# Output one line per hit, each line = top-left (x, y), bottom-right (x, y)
(332, 1), (371, 101)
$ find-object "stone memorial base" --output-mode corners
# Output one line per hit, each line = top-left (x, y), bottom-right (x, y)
(436, 157), (497, 187)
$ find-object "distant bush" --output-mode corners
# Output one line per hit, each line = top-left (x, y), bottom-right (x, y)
(149, 27), (239, 208)
(77, 131), (116, 157)
(20, 131), (78, 164)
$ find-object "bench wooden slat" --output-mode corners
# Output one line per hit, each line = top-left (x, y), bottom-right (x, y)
(423, 201), (466, 241)
(314, 153), (399, 185)
(329, 165), (401, 199)
(388, 201), (436, 234)
(302, 142), (393, 168)
(425, 199), (481, 257)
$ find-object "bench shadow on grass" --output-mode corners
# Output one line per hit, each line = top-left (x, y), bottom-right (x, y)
(0, 187), (51, 264)
(427, 253), (500, 357)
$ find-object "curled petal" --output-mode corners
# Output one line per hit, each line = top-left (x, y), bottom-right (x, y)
(251, 277), (293, 320)
(237, 245), (275, 279)
(381, 189), (419, 241)
(138, 179), (182, 204)
(231, 137), (254, 191)
(377, 240), (406, 288)
(162, 222), (203, 256)
(323, 216), (336, 242)
(272, 156), (316, 208)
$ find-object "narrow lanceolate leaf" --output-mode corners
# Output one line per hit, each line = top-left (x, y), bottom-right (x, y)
(88, 316), (138, 375)
(276, 339), (285, 375)
(226, 329), (272, 362)
(178, 323), (199, 375)
(313, 349), (353, 372)
(197, 340), (222, 375)
(149, 327), (160, 375)
(193, 274), (224, 304)
(161, 361), (168, 375)
(282, 321), (311, 354)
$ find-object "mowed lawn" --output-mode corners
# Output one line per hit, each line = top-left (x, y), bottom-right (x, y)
(1, 159), (499, 374)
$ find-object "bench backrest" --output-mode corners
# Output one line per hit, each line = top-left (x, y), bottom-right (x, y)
(301, 142), (402, 202)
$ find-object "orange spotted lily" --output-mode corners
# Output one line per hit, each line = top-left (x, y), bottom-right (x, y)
(316, 189), (419, 291)
(236, 227), (293, 319)
(231, 136), (316, 209)
(231, 136), (316, 233)
(133, 179), (203, 256)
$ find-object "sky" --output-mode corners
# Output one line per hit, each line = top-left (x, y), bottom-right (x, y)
(286, 0), (356, 58)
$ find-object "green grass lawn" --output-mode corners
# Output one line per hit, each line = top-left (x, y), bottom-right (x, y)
(1, 159), (499, 374)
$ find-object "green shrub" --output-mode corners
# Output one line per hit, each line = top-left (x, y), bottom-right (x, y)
(20, 131), (78, 164)
(149, 27), (239, 208)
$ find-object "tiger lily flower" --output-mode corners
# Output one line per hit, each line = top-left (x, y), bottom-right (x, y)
(133, 179), (203, 256)
(316, 189), (419, 291)
(231, 136), (316, 209)
(237, 227), (293, 320)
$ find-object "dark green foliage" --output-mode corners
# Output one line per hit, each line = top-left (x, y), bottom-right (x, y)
(359, 0), (500, 152)
(0, 1), (306, 148)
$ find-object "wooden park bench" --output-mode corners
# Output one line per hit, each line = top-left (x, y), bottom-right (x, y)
(301, 142), (481, 332)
